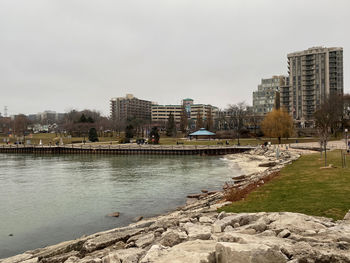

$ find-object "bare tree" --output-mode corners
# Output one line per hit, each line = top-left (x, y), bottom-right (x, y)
(195, 109), (203, 130)
(179, 104), (188, 133)
(227, 102), (247, 145)
(314, 94), (343, 167)
(205, 107), (213, 131)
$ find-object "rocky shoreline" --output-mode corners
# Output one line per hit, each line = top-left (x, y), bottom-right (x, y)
(2, 146), (350, 263)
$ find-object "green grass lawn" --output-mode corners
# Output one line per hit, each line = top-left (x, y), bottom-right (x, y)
(220, 150), (350, 220)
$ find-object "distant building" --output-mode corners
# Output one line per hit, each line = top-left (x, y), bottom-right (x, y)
(110, 94), (152, 123)
(252, 75), (287, 115)
(151, 98), (218, 128)
(281, 46), (343, 127)
(151, 104), (182, 123)
(28, 111), (65, 124)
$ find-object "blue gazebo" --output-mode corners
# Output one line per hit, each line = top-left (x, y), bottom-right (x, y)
(189, 128), (216, 140)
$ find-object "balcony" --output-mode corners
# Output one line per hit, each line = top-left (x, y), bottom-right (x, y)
(303, 80), (315, 86)
(304, 76), (315, 81)
(302, 70), (314, 76)
(304, 96), (315, 101)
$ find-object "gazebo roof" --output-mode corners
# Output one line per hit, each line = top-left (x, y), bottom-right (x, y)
(189, 128), (216, 136)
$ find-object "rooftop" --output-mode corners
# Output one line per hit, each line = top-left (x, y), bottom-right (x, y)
(189, 128), (216, 136)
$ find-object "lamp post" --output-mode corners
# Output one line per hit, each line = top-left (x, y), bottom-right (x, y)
(345, 128), (348, 151)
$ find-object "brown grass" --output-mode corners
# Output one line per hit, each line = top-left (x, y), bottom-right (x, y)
(224, 171), (281, 202)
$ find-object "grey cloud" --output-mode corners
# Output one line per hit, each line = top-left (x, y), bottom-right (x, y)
(0, 0), (348, 115)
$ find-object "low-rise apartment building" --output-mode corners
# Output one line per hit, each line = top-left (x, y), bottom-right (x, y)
(151, 98), (218, 128)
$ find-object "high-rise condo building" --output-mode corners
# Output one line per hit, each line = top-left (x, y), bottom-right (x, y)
(280, 46), (343, 127)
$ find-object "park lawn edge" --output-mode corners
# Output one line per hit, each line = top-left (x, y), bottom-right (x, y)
(219, 150), (350, 220)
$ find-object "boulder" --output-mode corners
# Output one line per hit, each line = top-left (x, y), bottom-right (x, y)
(101, 248), (145, 263)
(217, 211), (226, 220)
(183, 222), (211, 240)
(213, 214), (259, 233)
(269, 213), (327, 234)
(199, 216), (214, 224)
(278, 229), (291, 238)
(64, 256), (80, 263)
(133, 216), (143, 222)
(215, 242), (287, 263)
(135, 233), (155, 248)
(107, 212), (120, 218)
(141, 240), (216, 263)
(139, 245), (168, 263)
(76, 257), (102, 263)
(0, 254), (34, 263)
(224, 225), (234, 232)
(82, 229), (143, 253)
(160, 229), (187, 247)
(344, 210), (350, 221)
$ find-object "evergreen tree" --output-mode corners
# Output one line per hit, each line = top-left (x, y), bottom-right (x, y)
(87, 116), (94, 123)
(195, 110), (203, 130)
(180, 105), (188, 133)
(166, 112), (176, 137)
(149, 126), (160, 144)
(88, 127), (99, 142)
(79, 114), (87, 123)
(125, 125), (134, 139)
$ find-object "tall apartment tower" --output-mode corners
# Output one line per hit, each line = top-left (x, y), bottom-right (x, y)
(110, 94), (152, 123)
(252, 75), (287, 115)
(280, 46), (343, 127)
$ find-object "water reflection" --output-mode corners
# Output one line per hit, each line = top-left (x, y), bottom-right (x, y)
(0, 154), (240, 258)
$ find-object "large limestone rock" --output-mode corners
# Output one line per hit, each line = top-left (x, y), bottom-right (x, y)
(183, 222), (211, 240)
(101, 248), (145, 263)
(212, 213), (260, 233)
(215, 242), (287, 263)
(140, 240), (216, 263)
(159, 229), (187, 247)
(268, 212), (328, 234)
(82, 229), (143, 253)
(0, 254), (34, 263)
(135, 233), (155, 248)
(344, 210), (350, 221)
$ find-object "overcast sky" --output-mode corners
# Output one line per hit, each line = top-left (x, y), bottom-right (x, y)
(0, 0), (348, 116)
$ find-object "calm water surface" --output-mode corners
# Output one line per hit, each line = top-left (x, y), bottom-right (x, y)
(0, 153), (240, 258)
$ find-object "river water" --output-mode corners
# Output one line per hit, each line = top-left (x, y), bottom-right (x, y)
(0, 153), (241, 258)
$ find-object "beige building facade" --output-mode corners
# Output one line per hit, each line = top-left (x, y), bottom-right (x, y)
(151, 98), (218, 128)
(110, 94), (152, 123)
